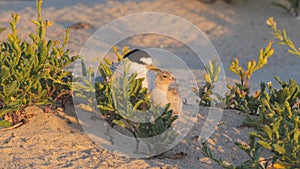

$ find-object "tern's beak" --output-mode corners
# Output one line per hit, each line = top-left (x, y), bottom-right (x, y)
(146, 64), (160, 71)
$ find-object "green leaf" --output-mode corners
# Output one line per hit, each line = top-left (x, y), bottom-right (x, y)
(3, 81), (19, 97)
(104, 58), (113, 66)
(272, 143), (286, 154)
(294, 128), (299, 145)
(0, 120), (11, 128)
(285, 101), (293, 118)
(97, 104), (115, 111)
(133, 100), (144, 110)
(112, 119), (126, 128)
(30, 19), (41, 26)
(263, 125), (273, 141)
(1, 65), (10, 80)
(203, 73), (211, 83)
(257, 140), (272, 150)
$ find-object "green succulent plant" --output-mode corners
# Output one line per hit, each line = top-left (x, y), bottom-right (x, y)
(202, 18), (300, 169)
(195, 56), (222, 107)
(202, 78), (300, 169)
(266, 17), (300, 57)
(254, 77), (300, 167)
(202, 139), (267, 169)
(225, 41), (274, 114)
(0, 0), (78, 127)
(239, 77), (300, 168)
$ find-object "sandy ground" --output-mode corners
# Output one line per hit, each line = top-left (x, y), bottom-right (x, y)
(0, 0), (300, 168)
(1, 106), (254, 169)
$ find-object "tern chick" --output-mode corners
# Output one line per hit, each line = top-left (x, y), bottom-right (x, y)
(166, 83), (182, 116)
(150, 70), (181, 115)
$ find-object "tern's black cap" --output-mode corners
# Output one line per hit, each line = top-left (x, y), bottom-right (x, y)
(123, 49), (151, 65)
